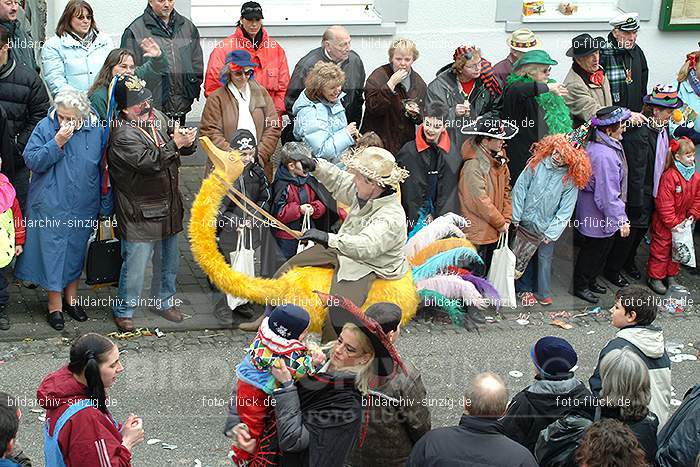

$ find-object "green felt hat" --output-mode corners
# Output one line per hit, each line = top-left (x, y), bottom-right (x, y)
(513, 50), (558, 70)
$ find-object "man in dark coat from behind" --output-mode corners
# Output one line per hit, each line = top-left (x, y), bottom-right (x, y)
(407, 372), (539, 467)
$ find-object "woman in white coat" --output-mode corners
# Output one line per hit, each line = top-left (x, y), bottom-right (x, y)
(41, 0), (113, 97)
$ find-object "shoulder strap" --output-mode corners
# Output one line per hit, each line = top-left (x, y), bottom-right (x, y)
(51, 399), (95, 439)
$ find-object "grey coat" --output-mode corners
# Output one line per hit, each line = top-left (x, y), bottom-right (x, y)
(426, 68), (501, 151)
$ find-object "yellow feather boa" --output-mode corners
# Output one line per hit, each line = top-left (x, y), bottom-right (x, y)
(188, 170), (419, 333)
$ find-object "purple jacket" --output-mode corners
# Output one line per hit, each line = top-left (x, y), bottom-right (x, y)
(492, 55), (515, 88)
(575, 130), (628, 238)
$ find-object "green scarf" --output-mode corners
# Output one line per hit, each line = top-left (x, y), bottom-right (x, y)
(506, 74), (573, 135)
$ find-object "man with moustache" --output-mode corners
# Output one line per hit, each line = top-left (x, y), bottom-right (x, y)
(396, 101), (462, 232)
(107, 75), (197, 332)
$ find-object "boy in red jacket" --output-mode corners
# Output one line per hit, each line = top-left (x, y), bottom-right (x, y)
(0, 170), (24, 331)
(271, 143), (328, 259)
(647, 137), (700, 293)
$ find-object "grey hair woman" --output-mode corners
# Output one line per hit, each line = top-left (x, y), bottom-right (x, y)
(14, 88), (112, 332)
(599, 347), (659, 462)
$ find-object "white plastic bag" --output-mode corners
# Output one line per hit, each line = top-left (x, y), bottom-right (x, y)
(226, 227), (255, 310)
(487, 231), (517, 308)
(297, 210), (314, 254)
(671, 219), (696, 268)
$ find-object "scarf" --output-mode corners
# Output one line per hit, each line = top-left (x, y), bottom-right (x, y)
(479, 58), (502, 97)
(600, 35), (630, 104)
(68, 29), (97, 49)
(573, 62), (605, 86)
(240, 25), (264, 50)
(688, 69), (700, 98)
(675, 160), (695, 181)
(506, 74), (573, 134)
(652, 126), (669, 197)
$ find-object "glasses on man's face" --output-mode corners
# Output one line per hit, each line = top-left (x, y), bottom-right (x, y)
(464, 62), (481, 72)
(232, 69), (254, 78)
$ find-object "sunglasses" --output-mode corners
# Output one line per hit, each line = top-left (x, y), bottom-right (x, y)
(232, 69), (254, 78)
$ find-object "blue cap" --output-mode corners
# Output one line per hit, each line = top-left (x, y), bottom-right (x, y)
(226, 50), (259, 69)
(268, 304), (310, 340)
(531, 336), (578, 376)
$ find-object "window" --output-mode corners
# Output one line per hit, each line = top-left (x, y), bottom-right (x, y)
(496, 0), (654, 31)
(192, 0), (382, 27)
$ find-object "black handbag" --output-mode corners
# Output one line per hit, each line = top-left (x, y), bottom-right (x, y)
(85, 219), (122, 287)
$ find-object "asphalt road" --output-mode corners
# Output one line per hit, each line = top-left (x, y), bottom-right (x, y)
(1, 308), (698, 467)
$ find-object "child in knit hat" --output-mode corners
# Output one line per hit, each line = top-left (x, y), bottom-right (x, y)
(231, 304), (323, 465)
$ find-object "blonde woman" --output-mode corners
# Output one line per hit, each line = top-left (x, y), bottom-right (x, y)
(362, 38), (427, 154)
(231, 296), (404, 467)
(292, 61), (357, 165)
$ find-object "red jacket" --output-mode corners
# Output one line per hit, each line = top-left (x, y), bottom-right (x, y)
(653, 165), (700, 230)
(274, 183), (327, 240)
(37, 366), (132, 467)
(12, 197), (25, 246)
(204, 27), (289, 115)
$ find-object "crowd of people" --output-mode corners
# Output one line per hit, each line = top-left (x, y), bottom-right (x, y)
(0, 0), (699, 465)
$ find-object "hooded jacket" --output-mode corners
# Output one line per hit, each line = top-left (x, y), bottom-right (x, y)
(407, 415), (539, 467)
(36, 366), (131, 466)
(458, 141), (512, 245)
(502, 376), (595, 453)
(285, 47), (365, 128)
(656, 384), (700, 467)
(512, 156), (579, 241)
(396, 127), (462, 231)
(589, 324), (672, 428)
(292, 90), (354, 165)
(204, 26), (289, 115)
(41, 31), (113, 96)
(0, 56), (50, 175)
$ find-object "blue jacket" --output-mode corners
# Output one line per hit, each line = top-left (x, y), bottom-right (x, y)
(512, 157), (578, 241)
(0, 459), (21, 467)
(41, 32), (113, 96)
(292, 90), (354, 164)
(14, 108), (110, 290)
(674, 80), (700, 173)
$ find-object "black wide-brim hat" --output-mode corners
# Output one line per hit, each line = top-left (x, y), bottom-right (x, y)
(566, 33), (606, 58)
(319, 292), (406, 378)
(460, 116), (519, 139)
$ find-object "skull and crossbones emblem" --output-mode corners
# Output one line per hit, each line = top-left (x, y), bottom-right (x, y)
(236, 137), (255, 151)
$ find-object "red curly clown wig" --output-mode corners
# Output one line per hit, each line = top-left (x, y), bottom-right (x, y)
(526, 134), (592, 189)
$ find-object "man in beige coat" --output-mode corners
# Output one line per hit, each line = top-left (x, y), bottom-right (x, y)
(563, 34), (612, 127)
(239, 147), (410, 339)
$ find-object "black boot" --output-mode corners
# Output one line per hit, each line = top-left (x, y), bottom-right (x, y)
(574, 289), (599, 304)
(589, 281), (607, 294)
(0, 306), (9, 331)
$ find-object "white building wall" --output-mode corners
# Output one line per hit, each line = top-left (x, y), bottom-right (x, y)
(45, 0), (699, 122)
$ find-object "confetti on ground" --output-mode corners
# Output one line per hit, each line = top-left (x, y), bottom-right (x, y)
(106, 328), (154, 340)
(516, 319), (529, 326)
(155, 328), (166, 338)
(550, 319), (573, 330)
(509, 371), (523, 378)
(586, 331), (595, 335)
(670, 399), (682, 407)
(162, 443), (178, 450)
(147, 439), (162, 445)
(29, 409), (43, 413)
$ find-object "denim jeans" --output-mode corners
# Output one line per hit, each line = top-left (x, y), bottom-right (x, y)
(113, 234), (180, 318)
(516, 240), (555, 300)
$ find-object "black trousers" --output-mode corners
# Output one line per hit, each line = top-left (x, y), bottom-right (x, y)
(604, 227), (648, 277)
(474, 243), (498, 277)
(573, 235), (616, 291)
